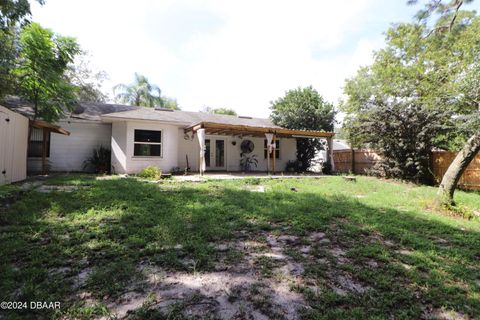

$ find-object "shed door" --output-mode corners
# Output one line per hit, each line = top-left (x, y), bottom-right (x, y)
(0, 111), (8, 185)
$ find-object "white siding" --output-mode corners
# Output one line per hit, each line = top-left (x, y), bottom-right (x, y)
(110, 120), (180, 174)
(28, 121), (112, 172)
(111, 121), (127, 174)
(177, 129), (200, 171)
(0, 105), (28, 184)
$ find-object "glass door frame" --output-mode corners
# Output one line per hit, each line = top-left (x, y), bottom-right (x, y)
(205, 136), (227, 171)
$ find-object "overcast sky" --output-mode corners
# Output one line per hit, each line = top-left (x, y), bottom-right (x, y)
(30, 0), (478, 118)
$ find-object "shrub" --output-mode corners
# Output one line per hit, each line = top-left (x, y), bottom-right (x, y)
(138, 166), (162, 180)
(322, 162), (332, 175)
(83, 146), (111, 174)
(285, 160), (302, 173)
(240, 154), (258, 172)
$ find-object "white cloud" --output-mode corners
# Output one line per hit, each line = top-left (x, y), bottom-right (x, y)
(31, 0), (384, 118)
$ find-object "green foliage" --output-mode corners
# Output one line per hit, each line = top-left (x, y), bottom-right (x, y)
(408, 0), (475, 28)
(138, 166), (162, 180)
(0, 27), (17, 98)
(270, 86), (336, 171)
(14, 22), (80, 122)
(83, 146), (111, 174)
(0, 184), (19, 202)
(114, 73), (166, 108)
(64, 52), (109, 102)
(351, 103), (449, 183)
(285, 160), (300, 172)
(0, 0), (45, 30)
(202, 106), (237, 115)
(341, 12), (480, 182)
(213, 107), (237, 115)
(161, 96), (180, 110)
(322, 161), (332, 175)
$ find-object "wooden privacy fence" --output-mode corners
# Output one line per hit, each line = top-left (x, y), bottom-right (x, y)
(333, 149), (381, 175)
(431, 151), (480, 190)
(333, 149), (480, 190)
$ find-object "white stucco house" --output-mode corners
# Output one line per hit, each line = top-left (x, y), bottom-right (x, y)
(2, 97), (335, 176)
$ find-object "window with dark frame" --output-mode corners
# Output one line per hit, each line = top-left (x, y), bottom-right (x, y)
(264, 139), (280, 159)
(134, 129), (162, 157)
(28, 128), (50, 158)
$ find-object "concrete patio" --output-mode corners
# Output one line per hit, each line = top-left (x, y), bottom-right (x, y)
(172, 172), (327, 182)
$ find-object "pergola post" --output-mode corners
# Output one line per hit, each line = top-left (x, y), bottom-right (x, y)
(327, 137), (335, 172)
(265, 133), (274, 174)
(272, 135), (276, 174)
(41, 128), (48, 175)
(267, 146), (270, 174)
(197, 128), (206, 176)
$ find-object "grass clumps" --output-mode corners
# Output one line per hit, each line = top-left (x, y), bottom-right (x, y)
(138, 166), (162, 180)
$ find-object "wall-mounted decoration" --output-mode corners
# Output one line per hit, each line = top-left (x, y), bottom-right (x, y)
(240, 140), (254, 154)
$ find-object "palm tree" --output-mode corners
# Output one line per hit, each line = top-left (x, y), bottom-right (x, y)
(113, 73), (163, 108)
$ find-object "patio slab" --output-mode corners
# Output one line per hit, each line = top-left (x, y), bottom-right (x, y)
(172, 173), (327, 182)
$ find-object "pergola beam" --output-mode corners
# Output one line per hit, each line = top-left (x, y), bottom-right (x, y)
(185, 121), (335, 139)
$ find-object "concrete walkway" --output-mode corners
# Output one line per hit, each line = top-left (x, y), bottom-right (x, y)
(172, 172), (326, 182)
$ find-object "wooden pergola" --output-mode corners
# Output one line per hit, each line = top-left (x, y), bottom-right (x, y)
(185, 121), (335, 174)
(185, 122), (335, 138)
(29, 120), (70, 175)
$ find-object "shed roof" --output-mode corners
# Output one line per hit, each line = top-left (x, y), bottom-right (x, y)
(30, 120), (70, 135)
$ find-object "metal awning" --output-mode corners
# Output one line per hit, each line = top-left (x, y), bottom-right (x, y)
(184, 121), (335, 138)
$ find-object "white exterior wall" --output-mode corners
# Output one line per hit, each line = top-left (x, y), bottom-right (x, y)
(111, 120), (180, 174)
(177, 131), (297, 172)
(0, 105), (29, 184)
(28, 120), (112, 172)
(111, 121), (128, 173)
(177, 129), (200, 171)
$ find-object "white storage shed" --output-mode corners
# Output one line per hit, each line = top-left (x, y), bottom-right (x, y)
(0, 105), (29, 185)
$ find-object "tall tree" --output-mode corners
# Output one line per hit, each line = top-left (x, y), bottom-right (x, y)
(14, 22), (80, 121)
(270, 86), (336, 171)
(408, 0), (480, 205)
(113, 73), (163, 108)
(0, 0), (44, 99)
(65, 52), (109, 103)
(0, 26), (17, 98)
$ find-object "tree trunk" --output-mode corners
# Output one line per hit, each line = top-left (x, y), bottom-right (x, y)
(436, 132), (480, 206)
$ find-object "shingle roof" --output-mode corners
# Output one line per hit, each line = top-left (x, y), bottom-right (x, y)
(102, 107), (279, 128)
(1, 96), (278, 128)
(1, 96), (138, 121)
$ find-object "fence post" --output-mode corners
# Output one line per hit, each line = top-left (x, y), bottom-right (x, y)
(351, 148), (355, 174)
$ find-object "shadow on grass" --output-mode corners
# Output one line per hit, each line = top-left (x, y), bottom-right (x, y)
(0, 176), (479, 319)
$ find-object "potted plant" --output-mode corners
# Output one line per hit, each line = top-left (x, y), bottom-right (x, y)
(240, 154), (258, 172)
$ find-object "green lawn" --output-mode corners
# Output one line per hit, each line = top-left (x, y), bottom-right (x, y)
(0, 175), (479, 319)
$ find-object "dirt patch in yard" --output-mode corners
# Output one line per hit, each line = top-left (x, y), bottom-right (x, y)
(97, 227), (378, 319)
(102, 230), (311, 319)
